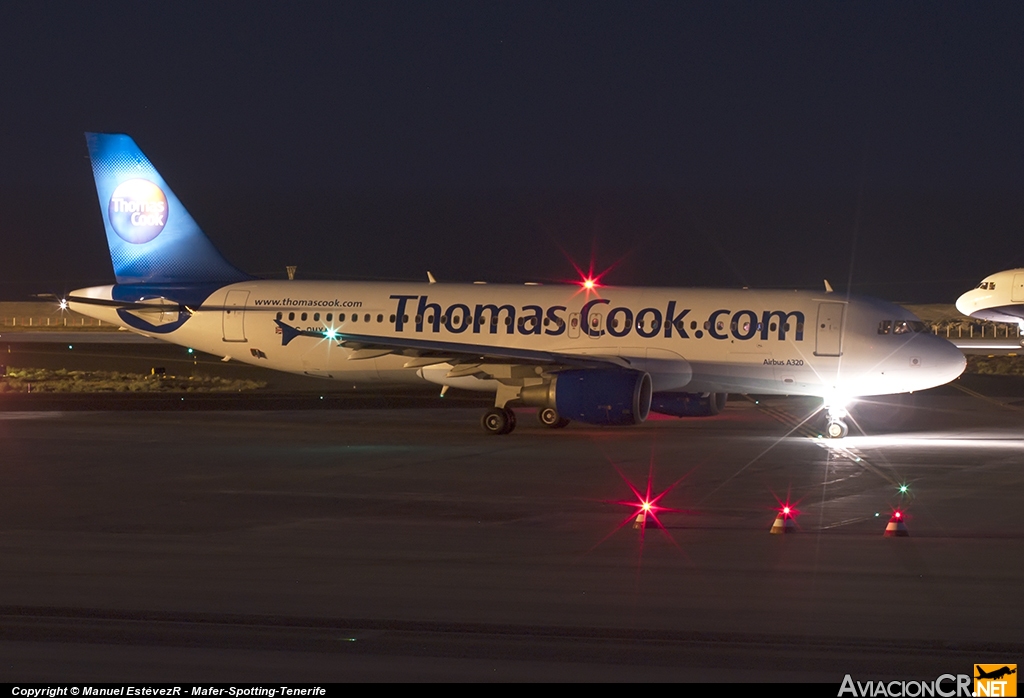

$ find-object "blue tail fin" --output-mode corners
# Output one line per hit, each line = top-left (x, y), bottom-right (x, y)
(85, 133), (250, 285)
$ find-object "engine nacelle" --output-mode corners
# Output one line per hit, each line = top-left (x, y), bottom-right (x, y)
(519, 369), (652, 425)
(651, 392), (728, 417)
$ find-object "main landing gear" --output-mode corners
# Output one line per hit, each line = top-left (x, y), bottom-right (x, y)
(538, 407), (570, 429)
(824, 405), (849, 439)
(482, 407), (517, 435)
(481, 406), (572, 434)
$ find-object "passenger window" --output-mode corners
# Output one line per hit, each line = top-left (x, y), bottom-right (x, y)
(770, 322), (777, 331)
(415, 315), (422, 324)
(389, 314), (395, 322)
(276, 312), (282, 320)
(364, 314), (371, 322)
(690, 321), (697, 330)
(351, 314), (358, 323)
(339, 313), (346, 322)
(301, 312), (308, 321)
(428, 315), (435, 324)
(377, 314), (383, 323)
(288, 312), (295, 321)
(313, 313), (320, 322)
(544, 318), (550, 327)
(326, 313), (332, 322)
(878, 320), (891, 335)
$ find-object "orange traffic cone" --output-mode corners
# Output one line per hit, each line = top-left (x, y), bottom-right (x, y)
(884, 511), (909, 537)
(770, 509), (796, 534)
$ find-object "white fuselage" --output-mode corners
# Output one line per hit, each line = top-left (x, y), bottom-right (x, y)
(70, 280), (966, 402)
(956, 268), (1024, 328)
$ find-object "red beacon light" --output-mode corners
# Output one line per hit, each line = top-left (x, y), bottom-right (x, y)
(884, 509), (909, 537)
(770, 500), (799, 534)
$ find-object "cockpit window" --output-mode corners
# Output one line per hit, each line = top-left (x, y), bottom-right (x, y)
(892, 320), (928, 335)
(881, 319), (928, 335)
(977, 281), (996, 290)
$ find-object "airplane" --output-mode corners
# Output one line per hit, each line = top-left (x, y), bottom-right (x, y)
(956, 268), (1024, 331)
(975, 666), (1016, 681)
(66, 133), (967, 437)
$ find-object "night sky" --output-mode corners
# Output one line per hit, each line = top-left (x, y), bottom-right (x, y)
(1, 2), (1022, 302)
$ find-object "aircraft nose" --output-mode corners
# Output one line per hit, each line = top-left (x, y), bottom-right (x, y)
(929, 334), (967, 383)
(955, 289), (977, 317)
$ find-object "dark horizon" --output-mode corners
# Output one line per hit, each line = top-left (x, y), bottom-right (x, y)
(1, 3), (1021, 305)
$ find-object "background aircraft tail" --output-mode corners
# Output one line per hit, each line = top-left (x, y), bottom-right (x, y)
(85, 133), (249, 285)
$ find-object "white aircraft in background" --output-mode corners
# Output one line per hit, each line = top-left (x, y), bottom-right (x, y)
(67, 133), (966, 437)
(956, 268), (1024, 331)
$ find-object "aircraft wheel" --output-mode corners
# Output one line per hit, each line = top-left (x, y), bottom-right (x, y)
(505, 407), (517, 433)
(826, 420), (849, 439)
(538, 407), (570, 429)
(482, 407), (516, 435)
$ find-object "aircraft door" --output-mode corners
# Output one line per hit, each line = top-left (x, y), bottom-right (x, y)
(814, 302), (844, 356)
(1012, 274), (1024, 302)
(568, 312), (581, 339)
(222, 290), (249, 342)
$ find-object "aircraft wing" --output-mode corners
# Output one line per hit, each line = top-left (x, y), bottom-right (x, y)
(275, 320), (631, 370)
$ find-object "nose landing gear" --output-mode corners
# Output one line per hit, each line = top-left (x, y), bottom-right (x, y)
(826, 419), (849, 439)
(824, 404), (849, 439)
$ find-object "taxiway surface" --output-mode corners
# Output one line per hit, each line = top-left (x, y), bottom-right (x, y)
(1, 380), (1023, 681)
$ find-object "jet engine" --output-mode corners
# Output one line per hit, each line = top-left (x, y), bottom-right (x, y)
(519, 369), (652, 425)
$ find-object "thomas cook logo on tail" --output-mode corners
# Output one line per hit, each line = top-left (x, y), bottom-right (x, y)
(108, 179), (168, 244)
